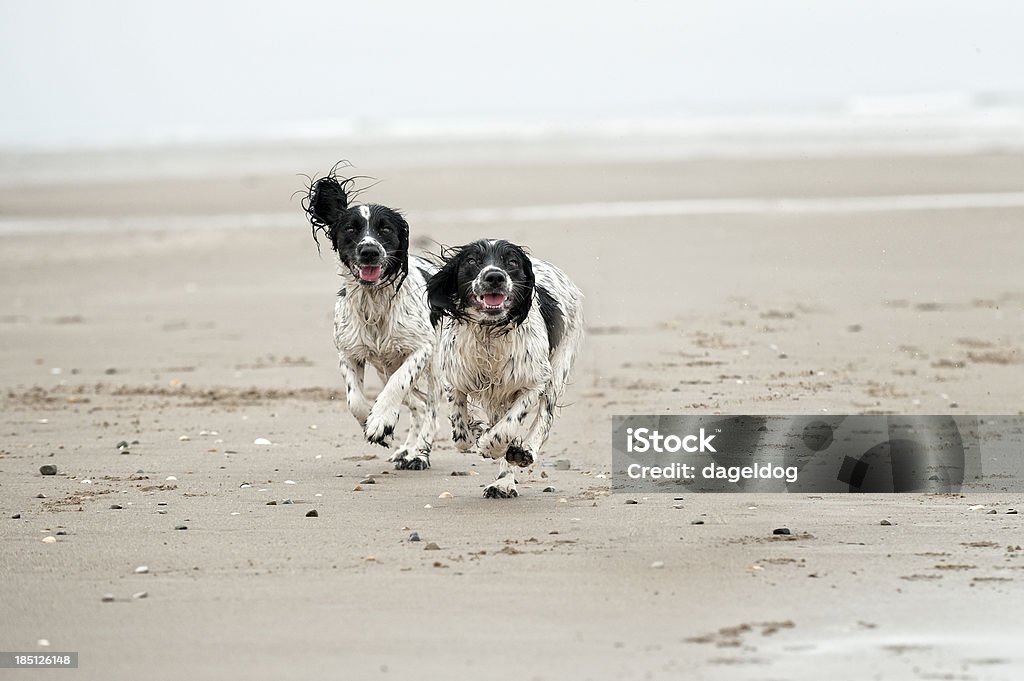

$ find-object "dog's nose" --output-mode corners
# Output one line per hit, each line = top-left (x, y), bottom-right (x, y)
(357, 243), (383, 262)
(482, 269), (507, 288)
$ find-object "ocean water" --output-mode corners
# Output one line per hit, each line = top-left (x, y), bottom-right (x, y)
(2, 93), (1024, 190)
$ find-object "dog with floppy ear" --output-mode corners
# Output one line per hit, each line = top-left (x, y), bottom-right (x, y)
(304, 165), (438, 470)
(428, 239), (584, 497)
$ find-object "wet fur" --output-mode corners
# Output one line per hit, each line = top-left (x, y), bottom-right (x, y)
(304, 166), (438, 469)
(428, 239), (584, 497)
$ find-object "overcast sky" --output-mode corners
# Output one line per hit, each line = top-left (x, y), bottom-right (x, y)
(1, 1), (1022, 148)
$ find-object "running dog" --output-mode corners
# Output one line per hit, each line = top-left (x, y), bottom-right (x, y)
(304, 168), (437, 470)
(427, 239), (584, 497)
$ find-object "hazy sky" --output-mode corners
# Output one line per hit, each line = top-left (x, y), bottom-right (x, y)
(1, 1), (1022, 148)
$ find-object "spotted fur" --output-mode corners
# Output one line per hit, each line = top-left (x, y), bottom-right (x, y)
(428, 240), (584, 497)
(305, 168), (438, 469)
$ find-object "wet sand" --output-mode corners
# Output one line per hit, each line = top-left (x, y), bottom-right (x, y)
(1, 149), (1023, 680)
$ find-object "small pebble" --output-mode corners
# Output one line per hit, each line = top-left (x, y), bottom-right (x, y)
(424, 504), (432, 509)
(101, 594), (115, 603)
(165, 476), (177, 482)
(239, 483), (252, 489)
(409, 532), (421, 542)
(625, 499), (638, 505)
(134, 566), (149, 574)
(672, 504), (684, 510)
(55, 530), (67, 536)
(880, 520), (893, 526)
(11, 513), (21, 519)
(116, 441), (129, 449)
(305, 510), (318, 518)
(555, 459), (571, 470)
(282, 499), (293, 505)
(80, 479), (92, 485)
(1008, 509), (1018, 515)
(542, 487), (556, 493)
(253, 438), (272, 446)
(37, 639), (50, 647)
(353, 485), (363, 492)
(438, 491), (453, 499)
(650, 561), (665, 569)
(424, 542), (440, 551)
(174, 525), (188, 530)
(359, 478), (375, 485)
(986, 509), (998, 514)
(773, 528), (791, 535)
(39, 465), (57, 476)
(132, 591), (148, 600)
(179, 435), (190, 441)
(266, 501), (277, 506)
(450, 471), (469, 476)
(36, 493), (46, 499)
(283, 480), (296, 485)
(41, 535), (57, 544)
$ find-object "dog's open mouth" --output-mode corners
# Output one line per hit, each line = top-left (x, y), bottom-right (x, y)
(357, 265), (383, 283)
(475, 292), (507, 313)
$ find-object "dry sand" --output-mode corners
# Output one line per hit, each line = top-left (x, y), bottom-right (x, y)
(1, 149), (1023, 680)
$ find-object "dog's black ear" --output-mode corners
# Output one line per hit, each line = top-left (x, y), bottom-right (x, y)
(427, 251), (463, 327)
(305, 176), (350, 250)
(507, 252), (535, 327)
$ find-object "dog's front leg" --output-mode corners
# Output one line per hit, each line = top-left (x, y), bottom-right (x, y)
(365, 345), (432, 447)
(477, 386), (542, 467)
(339, 355), (371, 425)
(448, 389), (477, 452)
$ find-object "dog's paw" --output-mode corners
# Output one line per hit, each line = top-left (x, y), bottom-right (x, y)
(505, 444), (535, 468)
(365, 407), (399, 447)
(482, 471), (518, 499)
(478, 429), (516, 460)
(390, 447), (431, 470)
(387, 446), (410, 466)
(402, 453), (430, 470)
(452, 432), (476, 453)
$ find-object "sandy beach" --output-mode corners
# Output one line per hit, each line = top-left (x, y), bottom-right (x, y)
(1, 147), (1023, 680)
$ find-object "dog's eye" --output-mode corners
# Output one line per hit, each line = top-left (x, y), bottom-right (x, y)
(379, 225), (392, 234)
(465, 257), (478, 266)
(345, 225), (358, 234)
(506, 257), (519, 268)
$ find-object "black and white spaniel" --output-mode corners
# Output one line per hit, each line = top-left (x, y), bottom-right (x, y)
(304, 167), (438, 470)
(427, 239), (584, 497)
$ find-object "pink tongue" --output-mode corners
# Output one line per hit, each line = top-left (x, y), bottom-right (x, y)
(359, 266), (382, 282)
(482, 293), (506, 307)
